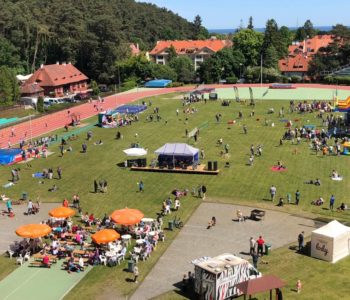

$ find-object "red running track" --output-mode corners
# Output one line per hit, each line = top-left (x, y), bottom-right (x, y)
(0, 84), (349, 148)
(0, 87), (193, 148)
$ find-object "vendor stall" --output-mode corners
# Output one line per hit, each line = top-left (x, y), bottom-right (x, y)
(311, 220), (350, 263)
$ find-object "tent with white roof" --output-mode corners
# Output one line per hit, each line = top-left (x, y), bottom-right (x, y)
(311, 220), (350, 263)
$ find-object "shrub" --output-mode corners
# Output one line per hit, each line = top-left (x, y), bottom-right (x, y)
(226, 76), (238, 84)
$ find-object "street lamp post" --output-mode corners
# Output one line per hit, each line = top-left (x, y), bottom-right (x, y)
(239, 63), (243, 79)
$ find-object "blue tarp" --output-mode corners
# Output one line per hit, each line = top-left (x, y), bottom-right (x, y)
(0, 148), (22, 165)
(115, 105), (147, 114)
(145, 79), (172, 88)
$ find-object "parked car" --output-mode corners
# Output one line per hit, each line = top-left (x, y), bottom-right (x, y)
(74, 92), (91, 101)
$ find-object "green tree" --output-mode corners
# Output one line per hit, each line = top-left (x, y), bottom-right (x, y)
(295, 20), (316, 41)
(264, 45), (279, 68)
(169, 56), (194, 83)
(192, 15), (208, 40)
(331, 24), (350, 38)
(247, 16), (254, 29)
(167, 45), (177, 64)
(91, 80), (100, 96)
(233, 29), (263, 66)
(37, 96), (44, 112)
(0, 66), (14, 105)
(150, 63), (177, 81)
(262, 19), (287, 58)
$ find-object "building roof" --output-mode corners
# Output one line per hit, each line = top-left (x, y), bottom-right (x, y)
(26, 63), (88, 87)
(150, 39), (232, 55)
(235, 275), (285, 295)
(279, 35), (335, 73)
(194, 253), (248, 274)
(20, 82), (44, 94)
(313, 220), (350, 238)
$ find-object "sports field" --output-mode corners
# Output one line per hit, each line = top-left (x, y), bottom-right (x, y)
(0, 86), (350, 299)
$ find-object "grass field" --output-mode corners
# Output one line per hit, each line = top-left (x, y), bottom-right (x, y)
(153, 239), (350, 300)
(1, 91), (350, 299)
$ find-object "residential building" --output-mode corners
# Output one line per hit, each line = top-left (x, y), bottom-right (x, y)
(150, 38), (232, 70)
(21, 62), (89, 98)
(279, 35), (336, 78)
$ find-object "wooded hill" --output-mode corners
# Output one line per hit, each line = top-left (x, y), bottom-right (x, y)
(0, 0), (198, 81)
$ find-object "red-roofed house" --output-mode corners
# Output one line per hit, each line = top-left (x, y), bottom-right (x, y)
(22, 62), (89, 98)
(279, 35), (336, 77)
(150, 39), (233, 70)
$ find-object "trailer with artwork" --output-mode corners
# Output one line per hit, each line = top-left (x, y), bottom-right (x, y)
(193, 253), (261, 300)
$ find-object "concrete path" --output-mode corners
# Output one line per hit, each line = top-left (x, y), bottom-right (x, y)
(0, 202), (59, 253)
(130, 202), (324, 300)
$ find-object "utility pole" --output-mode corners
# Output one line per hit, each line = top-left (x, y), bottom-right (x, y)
(260, 54), (263, 87)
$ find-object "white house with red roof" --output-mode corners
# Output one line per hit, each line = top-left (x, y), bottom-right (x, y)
(149, 38), (232, 70)
(279, 35), (337, 78)
(21, 62), (89, 98)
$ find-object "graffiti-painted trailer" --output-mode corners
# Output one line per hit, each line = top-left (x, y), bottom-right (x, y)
(194, 253), (261, 300)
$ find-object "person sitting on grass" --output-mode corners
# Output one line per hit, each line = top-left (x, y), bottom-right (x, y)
(277, 160), (286, 169)
(332, 170), (340, 178)
(311, 197), (324, 206)
(277, 197), (284, 207)
(337, 202), (347, 211)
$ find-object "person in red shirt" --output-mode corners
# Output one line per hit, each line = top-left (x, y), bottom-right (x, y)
(63, 198), (69, 207)
(42, 254), (50, 268)
(257, 236), (265, 256)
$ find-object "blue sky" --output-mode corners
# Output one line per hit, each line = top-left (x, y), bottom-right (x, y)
(137, 0), (349, 29)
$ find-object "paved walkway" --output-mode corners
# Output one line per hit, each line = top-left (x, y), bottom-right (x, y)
(130, 202), (324, 300)
(0, 202), (59, 253)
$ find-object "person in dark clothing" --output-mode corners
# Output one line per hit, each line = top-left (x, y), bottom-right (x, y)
(94, 180), (98, 193)
(82, 143), (87, 153)
(298, 231), (304, 251)
(276, 288), (283, 300)
(57, 167), (62, 179)
(251, 251), (259, 269)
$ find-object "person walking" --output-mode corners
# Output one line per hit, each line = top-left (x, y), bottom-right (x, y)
(94, 180), (98, 193)
(249, 237), (256, 255)
(82, 142), (87, 153)
(270, 185), (276, 202)
(295, 190), (301, 205)
(298, 231), (304, 251)
(251, 250), (259, 269)
(243, 125), (248, 134)
(27, 200), (33, 215)
(330, 194), (335, 211)
(257, 236), (265, 256)
(57, 167), (62, 179)
(201, 185), (207, 200)
(6, 199), (12, 214)
(133, 265), (139, 283)
(138, 181), (144, 192)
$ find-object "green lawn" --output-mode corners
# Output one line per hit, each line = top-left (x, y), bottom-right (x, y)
(153, 240), (350, 300)
(1, 92), (350, 298)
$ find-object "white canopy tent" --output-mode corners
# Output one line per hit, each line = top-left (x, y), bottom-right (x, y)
(311, 220), (350, 263)
(123, 148), (147, 156)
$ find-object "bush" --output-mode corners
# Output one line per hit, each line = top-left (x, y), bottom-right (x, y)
(169, 82), (184, 87)
(226, 76), (238, 84)
(121, 79), (137, 92)
(37, 96), (44, 113)
(281, 76), (289, 83)
(291, 76), (302, 83)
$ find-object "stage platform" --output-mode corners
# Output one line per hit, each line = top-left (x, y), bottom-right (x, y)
(130, 164), (219, 175)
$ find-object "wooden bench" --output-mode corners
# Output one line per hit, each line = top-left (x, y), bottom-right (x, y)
(29, 261), (51, 268)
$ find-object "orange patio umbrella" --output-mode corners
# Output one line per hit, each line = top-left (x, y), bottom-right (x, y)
(49, 207), (75, 219)
(91, 229), (120, 244)
(16, 224), (52, 238)
(110, 208), (144, 225)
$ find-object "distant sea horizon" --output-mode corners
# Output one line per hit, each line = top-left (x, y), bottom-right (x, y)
(209, 26), (335, 34)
